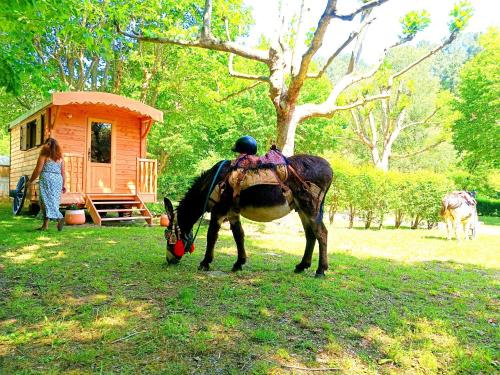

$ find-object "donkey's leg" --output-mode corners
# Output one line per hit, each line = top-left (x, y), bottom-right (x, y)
(297, 211), (329, 277)
(295, 211), (316, 273)
(312, 220), (329, 277)
(445, 218), (452, 240)
(229, 215), (246, 272)
(463, 220), (471, 240)
(199, 215), (223, 271)
(454, 217), (462, 241)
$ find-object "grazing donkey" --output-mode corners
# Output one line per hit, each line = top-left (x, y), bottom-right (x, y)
(441, 191), (478, 240)
(163, 153), (333, 276)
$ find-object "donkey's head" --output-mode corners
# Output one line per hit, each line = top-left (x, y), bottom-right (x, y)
(163, 197), (194, 265)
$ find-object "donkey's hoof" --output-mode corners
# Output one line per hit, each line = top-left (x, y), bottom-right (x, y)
(231, 263), (243, 272)
(294, 263), (310, 273)
(198, 263), (210, 271)
(315, 271), (326, 278)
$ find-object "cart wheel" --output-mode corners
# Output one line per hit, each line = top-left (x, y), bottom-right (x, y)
(12, 175), (29, 215)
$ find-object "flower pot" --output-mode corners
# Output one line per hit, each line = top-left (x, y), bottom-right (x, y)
(65, 209), (86, 225)
(160, 214), (170, 227)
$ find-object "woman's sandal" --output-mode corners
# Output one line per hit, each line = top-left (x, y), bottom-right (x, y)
(57, 218), (64, 232)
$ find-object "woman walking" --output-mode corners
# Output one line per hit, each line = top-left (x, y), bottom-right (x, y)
(29, 138), (66, 231)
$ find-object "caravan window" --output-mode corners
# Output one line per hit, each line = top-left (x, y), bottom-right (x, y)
(90, 122), (112, 163)
(20, 115), (44, 151)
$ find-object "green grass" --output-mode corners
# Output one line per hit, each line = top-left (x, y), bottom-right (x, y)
(0, 203), (499, 374)
(480, 215), (500, 226)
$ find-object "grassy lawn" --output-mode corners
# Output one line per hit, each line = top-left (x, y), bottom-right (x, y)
(480, 216), (500, 226)
(0, 203), (499, 374)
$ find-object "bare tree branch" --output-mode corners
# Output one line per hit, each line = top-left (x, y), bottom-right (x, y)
(401, 107), (440, 130)
(350, 109), (372, 146)
(115, 6), (269, 64)
(15, 96), (31, 110)
(391, 140), (446, 160)
(333, 135), (367, 145)
(228, 54), (269, 82)
(368, 111), (378, 145)
(201, 0), (212, 40)
(287, 0), (339, 101)
(216, 81), (265, 102)
(388, 32), (458, 87)
(332, 0), (391, 21)
(307, 17), (375, 79)
(290, 0), (306, 76)
(347, 9), (374, 74)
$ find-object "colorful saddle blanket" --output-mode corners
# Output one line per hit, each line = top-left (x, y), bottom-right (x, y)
(209, 148), (291, 205)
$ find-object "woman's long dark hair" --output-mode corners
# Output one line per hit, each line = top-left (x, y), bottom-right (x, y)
(40, 138), (62, 161)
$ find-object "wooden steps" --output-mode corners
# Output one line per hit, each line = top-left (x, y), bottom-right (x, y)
(85, 194), (152, 226)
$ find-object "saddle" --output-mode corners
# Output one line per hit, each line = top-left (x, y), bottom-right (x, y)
(455, 191), (477, 206)
(209, 147), (325, 214)
(209, 148), (293, 208)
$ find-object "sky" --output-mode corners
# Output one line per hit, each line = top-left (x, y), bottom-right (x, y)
(242, 0), (499, 63)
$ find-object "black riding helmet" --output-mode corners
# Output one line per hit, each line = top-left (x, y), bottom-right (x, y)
(231, 135), (257, 155)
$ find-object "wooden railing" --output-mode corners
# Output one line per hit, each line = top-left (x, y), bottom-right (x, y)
(63, 153), (84, 193)
(137, 158), (157, 198)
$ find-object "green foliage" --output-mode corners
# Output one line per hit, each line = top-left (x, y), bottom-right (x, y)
(449, 168), (499, 199)
(448, 1), (474, 33)
(0, 56), (20, 95)
(158, 174), (195, 202)
(452, 27), (500, 170)
(399, 10), (431, 42)
(431, 32), (480, 92)
(476, 197), (500, 217)
(326, 154), (454, 228)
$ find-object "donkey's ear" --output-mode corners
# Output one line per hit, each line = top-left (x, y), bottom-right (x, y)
(164, 197), (174, 217)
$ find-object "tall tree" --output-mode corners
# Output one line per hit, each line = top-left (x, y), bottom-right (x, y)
(342, 44), (458, 171)
(117, 0), (472, 155)
(452, 27), (500, 170)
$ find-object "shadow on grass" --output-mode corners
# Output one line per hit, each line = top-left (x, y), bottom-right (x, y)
(422, 235), (450, 241)
(0, 205), (497, 374)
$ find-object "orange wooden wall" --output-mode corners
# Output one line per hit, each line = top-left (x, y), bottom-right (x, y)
(52, 104), (143, 194)
(10, 104), (146, 197)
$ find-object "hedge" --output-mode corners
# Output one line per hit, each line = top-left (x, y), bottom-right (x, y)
(325, 155), (453, 229)
(477, 197), (500, 217)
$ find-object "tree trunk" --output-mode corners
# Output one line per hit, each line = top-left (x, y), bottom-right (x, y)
(328, 206), (335, 224)
(411, 214), (421, 229)
(378, 213), (384, 229)
(375, 154), (390, 171)
(276, 110), (302, 156)
(394, 210), (403, 228)
(328, 198), (338, 224)
(364, 210), (373, 229)
(348, 205), (355, 229)
(372, 146), (390, 171)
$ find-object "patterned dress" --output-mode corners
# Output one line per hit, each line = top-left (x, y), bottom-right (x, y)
(39, 159), (63, 220)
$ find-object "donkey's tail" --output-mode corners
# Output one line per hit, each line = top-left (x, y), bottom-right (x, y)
(440, 200), (448, 217)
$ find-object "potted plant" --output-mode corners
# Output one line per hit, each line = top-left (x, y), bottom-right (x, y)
(65, 204), (86, 225)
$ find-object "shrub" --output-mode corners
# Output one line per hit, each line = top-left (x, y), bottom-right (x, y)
(325, 154), (454, 229)
(476, 197), (500, 216)
(158, 174), (194, 201)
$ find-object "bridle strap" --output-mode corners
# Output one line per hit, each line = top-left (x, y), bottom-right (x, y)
(184, 160), (230, 251)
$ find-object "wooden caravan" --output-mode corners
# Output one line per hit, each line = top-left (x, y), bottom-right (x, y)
(8, 92), (163, 225)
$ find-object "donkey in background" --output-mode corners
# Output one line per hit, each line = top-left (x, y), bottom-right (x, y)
(441, 191), (478, 240)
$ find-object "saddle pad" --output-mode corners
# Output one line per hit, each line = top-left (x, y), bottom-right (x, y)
(208, 165), (289, 206)
(228, 165), (288, 192)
